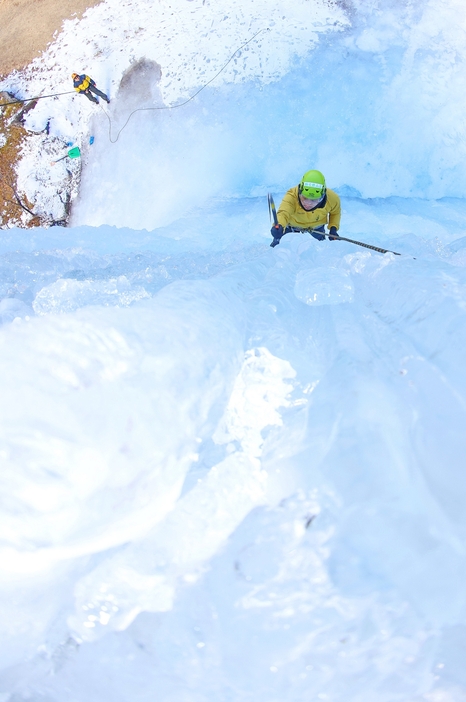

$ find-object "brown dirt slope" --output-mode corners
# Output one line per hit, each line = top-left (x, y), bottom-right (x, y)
(0, 0), (103, 77)
(0, 92), (35, 227)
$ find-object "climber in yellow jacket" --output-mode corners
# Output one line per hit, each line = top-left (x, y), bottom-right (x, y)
(271, 170), (341, 247)
(72, 73), (110, 105)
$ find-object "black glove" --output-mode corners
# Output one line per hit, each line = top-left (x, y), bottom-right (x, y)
(328, 226), (340, 240)
(270, 223), (284, 248)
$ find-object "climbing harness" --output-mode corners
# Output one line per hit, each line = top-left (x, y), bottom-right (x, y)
(100, 28), (268, 144)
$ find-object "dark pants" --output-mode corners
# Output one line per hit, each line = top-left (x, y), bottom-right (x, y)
(285, 224), (326, 241)
(83, 85), (109, 103)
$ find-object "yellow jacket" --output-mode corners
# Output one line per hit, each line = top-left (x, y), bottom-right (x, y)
(277, 186), (341, 231)
(74, 75), (92, 92)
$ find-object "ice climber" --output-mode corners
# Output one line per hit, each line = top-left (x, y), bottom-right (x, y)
(270, 170), (341, 247)
(72, 73), (110, 104)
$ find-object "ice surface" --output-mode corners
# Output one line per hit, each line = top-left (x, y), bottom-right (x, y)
(1, 0), (466, 700)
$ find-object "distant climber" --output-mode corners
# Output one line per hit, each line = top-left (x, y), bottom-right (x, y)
(270, 170), (341, 247)
(72, 73), (110, 104)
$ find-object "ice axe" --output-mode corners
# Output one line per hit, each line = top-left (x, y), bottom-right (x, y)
(268, 192), (282, 247)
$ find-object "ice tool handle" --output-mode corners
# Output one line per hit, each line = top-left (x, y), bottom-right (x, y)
(326, 234), (401, 256)
(268, 193), (282, 247)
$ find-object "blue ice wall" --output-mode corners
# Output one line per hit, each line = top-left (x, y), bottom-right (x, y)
(70, 0), (466, 231)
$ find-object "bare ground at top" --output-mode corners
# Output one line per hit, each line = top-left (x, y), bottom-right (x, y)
(0, 0), (103, 77)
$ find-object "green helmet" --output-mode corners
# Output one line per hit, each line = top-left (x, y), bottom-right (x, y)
(299, 170), (326, 199)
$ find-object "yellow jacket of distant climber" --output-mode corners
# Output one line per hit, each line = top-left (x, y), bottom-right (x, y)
(277, 186), (341, 232)
(71, 73), (110, 104)
(73, 74), (93, 92)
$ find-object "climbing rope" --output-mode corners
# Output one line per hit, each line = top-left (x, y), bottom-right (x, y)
(0, 27), (267, 137)
(0, 90), (76, 108)
(100, 28), (268, 144)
